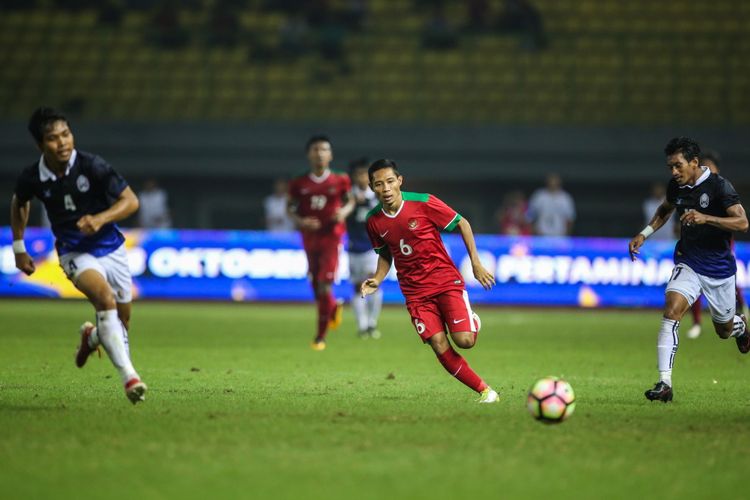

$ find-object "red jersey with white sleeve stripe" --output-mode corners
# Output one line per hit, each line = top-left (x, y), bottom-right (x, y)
(366, 192), (464, 300)
(288, 169), (352, 248)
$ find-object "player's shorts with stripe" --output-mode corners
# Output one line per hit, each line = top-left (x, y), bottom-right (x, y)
(305, 241), (341, 285)
(348, 250), (378, 284)
(406, 289), (478, 342)
(58, 243), (133, 303)
(666, 263), (737, 323)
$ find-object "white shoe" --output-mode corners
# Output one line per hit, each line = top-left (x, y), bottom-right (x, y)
(478, 387), (500, 403)
(472, 312), (482, 332)
(687, 324), (702, 339)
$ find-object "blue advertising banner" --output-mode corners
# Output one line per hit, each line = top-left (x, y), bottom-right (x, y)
(1, 227), (749, 307)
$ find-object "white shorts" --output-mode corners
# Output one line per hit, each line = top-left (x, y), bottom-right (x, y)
(349, 251), (378, 284)
(665, 263), (736, 323)
(58, 244), (133, 303)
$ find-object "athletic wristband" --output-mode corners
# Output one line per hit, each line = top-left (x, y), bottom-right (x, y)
(639, 225), (654, 239)
(12, 240), (27, 254)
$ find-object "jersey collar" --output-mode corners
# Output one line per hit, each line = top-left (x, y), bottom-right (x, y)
(680, 166), (710, 189)
(39, 149), (77, 182)
(382, 197), (405, 218)
(308, 169), (331, 184)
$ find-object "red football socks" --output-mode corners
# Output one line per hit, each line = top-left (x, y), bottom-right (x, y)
(315, 290), (336, 342)
(436, 347), (488, 393)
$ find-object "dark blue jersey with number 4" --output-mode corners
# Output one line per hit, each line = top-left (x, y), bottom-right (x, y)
(14, 150), (128, 257)
(666, 168), (741, 279)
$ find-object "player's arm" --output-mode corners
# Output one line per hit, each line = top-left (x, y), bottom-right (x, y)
(629, 199), (675, 261)
(456, 217), (495, 290)
(10, 194), (36, 275)
(361, 248), (392, 297)
(681, 203), (749, 232)
(77, 186), (139, 236)
(334, 191), (356, 222)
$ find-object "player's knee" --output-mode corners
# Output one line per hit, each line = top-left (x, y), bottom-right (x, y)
(428, 334), (450, 355)
(92, 291), (116, 311)
(663, 306), (683, 321)
(452, 333), (476, 349)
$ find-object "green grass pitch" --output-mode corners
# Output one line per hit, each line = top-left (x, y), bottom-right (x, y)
(1, 299), (748, 499)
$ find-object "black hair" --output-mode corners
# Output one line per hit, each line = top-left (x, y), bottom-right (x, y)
(28, 106), (69, 143)
(348, 156), (369, 173)
(700, 149), (722, 168)
(305, 134), (332, 152)
(368, 158), (400, 183)
(664, 137), (701, 163)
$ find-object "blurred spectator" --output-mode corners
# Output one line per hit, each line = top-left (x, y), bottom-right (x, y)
(465, 0), (491, 33)
(149, 0), (188, 49)
(642, 183), (675, 240)
(701, 149), (722, 174)
(138, 179), (172, 229)
(99, 0), (125, 26)
(343, 0), (368, 31)
(279, 14), (311, 59)
(496, 190), (532, 235)
(208, 0), (240, 48)
(497, 0), (547, 51)
(422, 5), (458, 50)
(264, 178), (295, 232)
(528, 173), (575, 236)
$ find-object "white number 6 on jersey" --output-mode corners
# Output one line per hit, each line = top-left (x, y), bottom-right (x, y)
(399, 238), (413, 256)
(413, 319), (426, 335)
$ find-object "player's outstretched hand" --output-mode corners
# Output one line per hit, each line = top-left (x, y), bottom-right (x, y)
(77, 214), (103, 235)
(332, 209), (346, 223)
(15, 252), (36, 275)
(628, 234), (645, 261)
(472, 262), (496, 290)
(361, 278), (380, 298)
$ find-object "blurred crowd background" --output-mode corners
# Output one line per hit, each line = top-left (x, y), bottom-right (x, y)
(1, 0), (748, 237)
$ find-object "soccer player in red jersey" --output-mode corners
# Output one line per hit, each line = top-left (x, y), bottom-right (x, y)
(288, 135), (355, 350)
(360, 159), (500, 403)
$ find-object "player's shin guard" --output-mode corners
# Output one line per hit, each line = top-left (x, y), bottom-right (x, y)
(436, 347), (488, 393)
(97, 309), (138, 384)
(657, 317), (679, 387)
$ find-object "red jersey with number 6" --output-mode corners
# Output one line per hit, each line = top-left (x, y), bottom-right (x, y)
(289, 170), (352, 248)
(366, 192), (465, 300)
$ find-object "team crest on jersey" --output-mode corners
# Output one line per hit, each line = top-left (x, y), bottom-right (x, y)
(699, 193), (709, 208)
(43, 189), (51, 198)
(328, 187), (336, 194)
(408, 219), (419, 230)
(76, 175), (90, 193)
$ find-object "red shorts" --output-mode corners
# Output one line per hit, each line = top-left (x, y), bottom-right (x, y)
(405, 289), (478, 342)
(305, 242), (340, 284)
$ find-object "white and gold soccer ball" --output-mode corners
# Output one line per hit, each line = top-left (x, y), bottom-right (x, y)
(526, 376), (576, 424)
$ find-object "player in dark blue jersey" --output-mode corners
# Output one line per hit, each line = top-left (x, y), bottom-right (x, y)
(10, 107), (147, 404)
(345, 158), (382, 338)
(629, 137), (749, 403)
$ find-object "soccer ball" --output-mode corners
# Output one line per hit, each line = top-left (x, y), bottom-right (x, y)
(526, 376), (576, 424)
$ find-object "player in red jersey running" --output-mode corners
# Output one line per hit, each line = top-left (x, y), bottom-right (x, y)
(288, 135), (355, 350)
(361, 159), (500, 403)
